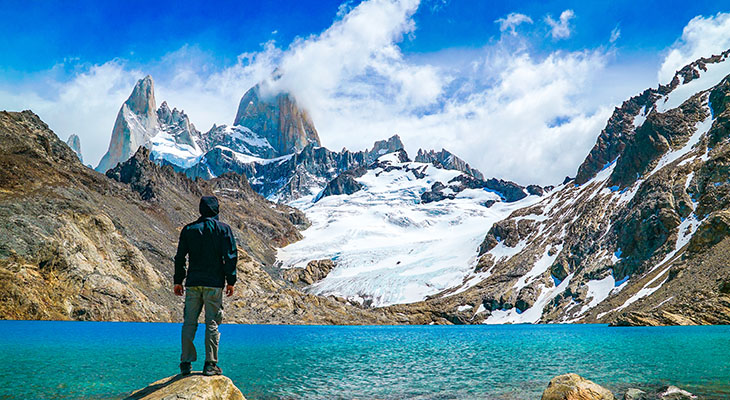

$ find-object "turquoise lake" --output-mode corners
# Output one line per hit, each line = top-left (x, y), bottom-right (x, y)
(0, 321), (729, 399)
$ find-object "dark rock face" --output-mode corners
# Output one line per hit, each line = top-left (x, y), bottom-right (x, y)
(315, 166), (367, 201)
(368, 135), (405, 162)
(421, 172), (535, 204)
(186, 143), (371, 202)
(574, 48), (730, 185)
(415, 148), (485, 180)
(233, 84), (320, 157)
(608, 94), (707, 189)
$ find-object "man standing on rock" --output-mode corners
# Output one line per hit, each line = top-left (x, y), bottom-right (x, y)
(174, 196), (237, 376)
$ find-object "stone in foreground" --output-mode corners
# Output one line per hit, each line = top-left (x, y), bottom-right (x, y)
(125, 374), (245, 400)
(542, 373), (616, 400)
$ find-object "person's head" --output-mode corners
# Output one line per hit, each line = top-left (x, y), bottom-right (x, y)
(199, 196), (219, 218)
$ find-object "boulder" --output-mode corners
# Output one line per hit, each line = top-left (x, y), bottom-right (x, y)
(658, 385), (696, 399)
(541, 373), (616, 400)
(623, 388), (647, 400)
(126, 374), (245, 400)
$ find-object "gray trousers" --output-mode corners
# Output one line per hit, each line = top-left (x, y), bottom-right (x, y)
(181, 286), (223, 364)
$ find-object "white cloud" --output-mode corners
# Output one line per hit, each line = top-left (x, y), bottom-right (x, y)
(545, 9), (575, 40)
(658, 12), (730, 83)
(0, 0), (646, 185)
(610, 26), (621, 43)
(496, 13), (533, 35)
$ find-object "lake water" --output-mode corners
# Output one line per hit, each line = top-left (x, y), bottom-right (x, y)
(0, 321), (729, 399)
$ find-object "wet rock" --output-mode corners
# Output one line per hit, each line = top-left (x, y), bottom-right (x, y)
(125, 374), (245, 400)
(623, 388), (647, 400)
(541, 373), (616, 400)
(657, 386), (696, 399)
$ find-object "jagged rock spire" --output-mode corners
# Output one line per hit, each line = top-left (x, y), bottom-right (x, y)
(96, 75), (158, 172)
(233, 84), (320, 157)
(66, 134), (83, 163)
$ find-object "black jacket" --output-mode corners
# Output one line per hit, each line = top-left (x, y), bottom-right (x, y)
(174, 196), (238, 288)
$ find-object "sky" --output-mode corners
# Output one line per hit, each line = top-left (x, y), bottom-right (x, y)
(1, 0), (730, 185)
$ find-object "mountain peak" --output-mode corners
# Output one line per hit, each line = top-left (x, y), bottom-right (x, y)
(125, 75), (156, 118)
(367, 135), (405, 162)
(65, 134), (83, 163)
(233, 84), (320, 156)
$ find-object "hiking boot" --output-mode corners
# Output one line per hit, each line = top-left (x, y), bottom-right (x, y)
(179, 362), (192, 376)
(203, 361), (222, 376)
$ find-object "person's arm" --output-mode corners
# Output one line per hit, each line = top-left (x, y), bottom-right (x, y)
(221, 225), (238, 294)
(173, 228), (188, 294)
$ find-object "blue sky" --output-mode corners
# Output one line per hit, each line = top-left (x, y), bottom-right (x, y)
(1, 0), (729, 184)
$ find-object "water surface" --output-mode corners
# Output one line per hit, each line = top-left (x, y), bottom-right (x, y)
(0, 321), (728, 399)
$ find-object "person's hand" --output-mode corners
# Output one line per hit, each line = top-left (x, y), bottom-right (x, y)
(174, 284), (184, 296)
(225, 284), (234, 297)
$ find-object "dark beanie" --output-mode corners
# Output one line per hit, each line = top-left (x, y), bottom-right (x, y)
(199, 196), (219, 217)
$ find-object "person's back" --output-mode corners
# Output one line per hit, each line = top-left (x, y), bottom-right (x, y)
(173, 196), (237, 376)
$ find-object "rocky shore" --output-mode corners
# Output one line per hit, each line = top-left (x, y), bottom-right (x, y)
(125, 371), (698, 400)
(542, 374), (697, 400)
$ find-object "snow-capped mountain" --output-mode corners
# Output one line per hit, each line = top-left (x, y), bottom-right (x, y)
(376, 48), (730, 325)
(274, 49), (730, 327)
(96, 76), (203, 172)
(278, 150), (543, 307)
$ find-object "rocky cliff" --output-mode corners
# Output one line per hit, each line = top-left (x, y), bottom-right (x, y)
(0, 110), (395, 324)
(233, 84), (320, 157)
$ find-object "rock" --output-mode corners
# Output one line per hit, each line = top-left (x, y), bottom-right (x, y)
(315, 166), (367, 201)
(97, 76), (159, 173)
(369, 135), (405, 163)
(414, 148), (485, 180)
(623, 388), (647, 400)
(658, 385), (696, 399)
(125, 374), (245, 400)
(282, 259), (335, 286)
(541, 373), (616, 400)
(65, 134), (83, 163)
(233, 83), (320, 157)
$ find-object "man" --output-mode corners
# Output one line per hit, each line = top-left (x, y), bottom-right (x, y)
(174, 196), (237, 376)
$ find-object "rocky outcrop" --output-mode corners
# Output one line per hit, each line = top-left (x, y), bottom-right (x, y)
(126, 374), (245, 400)
(315, 166), (366, 201)
(539, 374), (696, 400)
(575, 48), (730, 185)
(282, 259), (335, 286)
(368, 135), (405, 162)
(541, 374), (615, 400)
(97, 76), (158, 173)
(415, 148), (485, 180)
(65, 134), (83, 162)
(156, 101), (201, 150)
(233, 84), (320, 157)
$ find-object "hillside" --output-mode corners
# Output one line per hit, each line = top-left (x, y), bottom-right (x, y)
(0, 110), (394, 324)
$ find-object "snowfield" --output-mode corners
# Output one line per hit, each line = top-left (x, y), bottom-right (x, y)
(277, 154), (541, 307)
